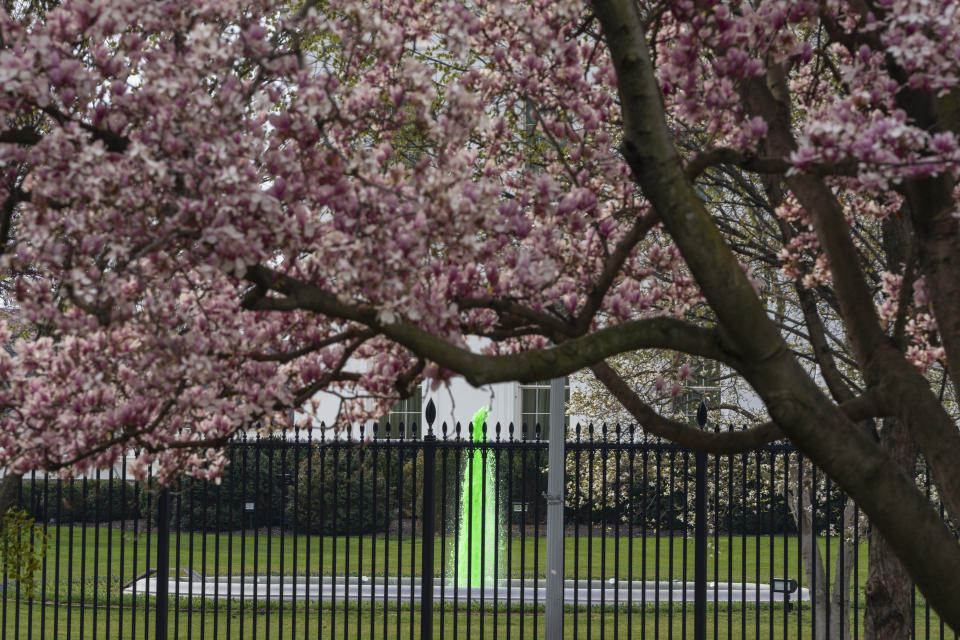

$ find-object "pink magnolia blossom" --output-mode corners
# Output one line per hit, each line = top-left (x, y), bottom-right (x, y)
(0, 0), (955, 486)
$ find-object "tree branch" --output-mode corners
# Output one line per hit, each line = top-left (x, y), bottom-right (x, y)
(242, 264), (741, 386)
(590, 360), (783, 453)
(685, 147), (856, 182)
(591, 360), (884, 454)
(248, 328), (373, 362)
(0, 185), (27, 255)
(0, 128), (41, 146)
(575, 209), (660, 333)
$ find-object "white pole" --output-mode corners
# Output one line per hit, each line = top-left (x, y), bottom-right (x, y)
(544, 377), (566, 637)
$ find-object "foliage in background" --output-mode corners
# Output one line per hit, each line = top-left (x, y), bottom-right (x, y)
(0, 507), (48, 600)
(172, 441), (292, 532)
(18, 479), (141, 524)
(290, 446), (392, 535)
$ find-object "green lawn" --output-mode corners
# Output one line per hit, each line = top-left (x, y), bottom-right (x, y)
(4, 527), (945, 638)
(0, 600), (948, 640)
(36, 526), (866, 582)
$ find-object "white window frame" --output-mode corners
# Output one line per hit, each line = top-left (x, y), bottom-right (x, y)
(517, 378), (569, 441)
(376, 386), (423, 439)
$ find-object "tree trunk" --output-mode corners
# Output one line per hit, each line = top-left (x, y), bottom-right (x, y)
(788, 478), (856, 640)
(829, 499), (856, 640)
(789, 485), (829, 640)
(864, 418), (916, 640)
(0, 473), (21, 519)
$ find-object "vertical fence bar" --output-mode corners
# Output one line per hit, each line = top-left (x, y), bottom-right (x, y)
(341, 443), (350, 640)
(479, 426), (486, 638)
(354, 435), (363, 640)
(19, 474), (32, 640)
(782, 452), (790, 640)
(655, 443), (662, 639)
(825, 475), (832, 639)
(174, 484), (182, 638)
(682, 450), (690, 640)
(587, 424), (595, 637)
(440, 423), (449, 640)
(40, 473), (49, 640)
(266, 445), (275, 640)
(518, 425), (527, 637)
(408, 432), (417, 640)
(810, 466), (817, 640)
(465, 426), (474, 640)
(156, 487), (172, 640)
(713, 438), (721, 640)
(420, 420), (437, 640)
(796, 456), (803, 640)
(628, 425), (636, 640)
(367, 430), (376, 640)
(78, 476), (87, 637)
(318, 437), (327, 640)
(505, 424), (514, 640)
(240, 442), (250, 640)
(544, 375), (566, 639)
(216, 448), (224, 640)
(641, 436), (648, 639)
(767, 451), (775, 640)
(573, 424), (582, 638)
(66, 480), (74, 640)
(92, 472), (100, 640)
(493, 423), (501, 640)
(351, 433), (362, 640)
(453, 423), (462, 638)
(727, 447), (734, 640)
(694, 449), (707, 640)
(393, 431), (402, 640)
(668, 450), (676, 640)
(533, 425), (542, 640)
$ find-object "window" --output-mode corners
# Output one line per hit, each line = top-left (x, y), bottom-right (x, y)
(376, 392), (422, 439)
(519, 378), (569, 440)
(672, 363), (721, 424)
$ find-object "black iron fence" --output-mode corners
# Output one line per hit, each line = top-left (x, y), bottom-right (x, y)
(0, 421), (952, 639)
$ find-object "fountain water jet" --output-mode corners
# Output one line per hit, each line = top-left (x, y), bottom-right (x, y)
(454, 407), (501, 587)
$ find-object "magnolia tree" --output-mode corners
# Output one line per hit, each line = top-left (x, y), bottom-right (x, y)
(2, 0), (960, 631)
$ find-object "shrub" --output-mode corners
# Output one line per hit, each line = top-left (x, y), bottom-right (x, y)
(170, 441), (296, 532)
(399, 449), (458, 526)
(0, 507), (49, 599)
(18, 478), (142, 524)
(290, 446), (391, 535)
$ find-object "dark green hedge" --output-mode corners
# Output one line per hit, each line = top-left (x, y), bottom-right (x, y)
(18, 479), (142, 524)
(288, 447), (394, 535)
(168, 441), (297, 532)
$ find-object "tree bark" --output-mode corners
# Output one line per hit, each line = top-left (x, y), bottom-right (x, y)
(788, 484), (856, 640)
(830, 500), (856, 640)
(789, 487), (830, 640)
(864, 418), (917, 640)
(591, 0), (960, 626)
(0, 473), (22, 533)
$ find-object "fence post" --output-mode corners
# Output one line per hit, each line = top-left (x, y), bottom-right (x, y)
(694, 401), (708, 640)
(544, 377), (566, 638)
(420, 400), (438, 640)
(155, 487), (171, 640)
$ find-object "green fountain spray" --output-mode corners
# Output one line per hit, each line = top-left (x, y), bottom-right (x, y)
(454, 406), (501, 587)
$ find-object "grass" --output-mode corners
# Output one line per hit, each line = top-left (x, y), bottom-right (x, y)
(3, 526), (946, 638)
(0, 600), (949, 639)
(37, 525), (866, 582)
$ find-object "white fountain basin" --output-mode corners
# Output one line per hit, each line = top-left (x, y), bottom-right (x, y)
(122, 574), (809, 606)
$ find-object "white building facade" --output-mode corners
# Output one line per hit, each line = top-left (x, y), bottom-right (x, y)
(303, 375), (581, 441)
